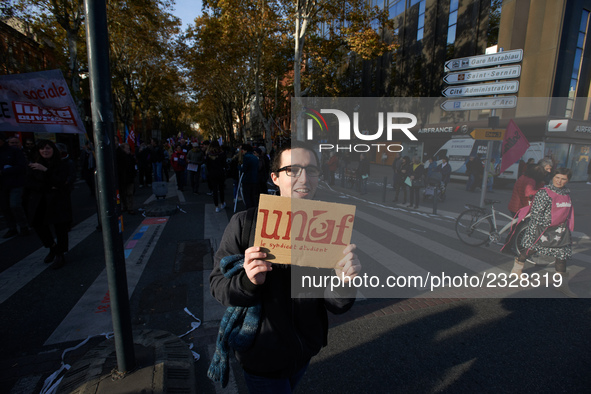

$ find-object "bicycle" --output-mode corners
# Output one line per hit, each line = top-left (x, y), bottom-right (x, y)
(455, 199), (520, 247)
(455, 199), (551, 265)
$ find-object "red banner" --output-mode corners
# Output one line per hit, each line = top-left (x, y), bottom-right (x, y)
(500, 119), (530, 174)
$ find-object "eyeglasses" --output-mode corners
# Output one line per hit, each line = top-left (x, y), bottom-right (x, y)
(277, 165), (320, 178)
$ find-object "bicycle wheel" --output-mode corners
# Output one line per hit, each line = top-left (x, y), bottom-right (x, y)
(455, 209), (493, 246)
(514, 222), (528, 256)
(514, 222), (553, 265)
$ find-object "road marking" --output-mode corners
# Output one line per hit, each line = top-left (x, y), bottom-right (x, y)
(356, 209), (505, 275)
(0, 214), (98, 305)
(44, 217), (168, 345)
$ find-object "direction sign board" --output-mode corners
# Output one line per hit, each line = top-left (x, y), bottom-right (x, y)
(470, 129), (506, 140)
(443, 65), (521, 84)
(442, 81), (519, 97)
(440, 96), (517, 112)
(444, 49), (523, 72)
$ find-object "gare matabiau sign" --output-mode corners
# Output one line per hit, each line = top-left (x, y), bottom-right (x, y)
(254, 194), (356, 269)
(444, 49), (523, 72)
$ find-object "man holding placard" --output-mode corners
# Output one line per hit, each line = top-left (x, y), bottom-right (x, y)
(209, 140), (361, 393)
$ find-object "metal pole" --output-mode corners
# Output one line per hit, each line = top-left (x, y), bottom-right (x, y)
(382, 176), (387, 203)
(432, 185), (438, 215)
(84, 0), (135, 373)
(479, 140), (492, 207)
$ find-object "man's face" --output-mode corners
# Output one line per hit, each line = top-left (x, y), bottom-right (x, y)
(8, 137), (20, 147)
(271, 148), (319, 199)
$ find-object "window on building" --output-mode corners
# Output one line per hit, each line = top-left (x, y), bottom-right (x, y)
(487, 0), (502, 47)
(417, 0), (425, 41)
(567, 9), (589, 117)
(388, 0), (406, 20)
(447, 0), (458, 45)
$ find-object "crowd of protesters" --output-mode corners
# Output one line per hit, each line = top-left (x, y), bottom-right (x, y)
(4, 128), (584, 273)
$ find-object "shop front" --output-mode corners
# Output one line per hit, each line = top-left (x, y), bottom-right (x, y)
(545, 119), (591, 181)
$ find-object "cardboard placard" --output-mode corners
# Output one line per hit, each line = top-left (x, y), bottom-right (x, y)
(254, 194), (356, 269)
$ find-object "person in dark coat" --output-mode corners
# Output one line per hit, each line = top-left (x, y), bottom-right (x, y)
(394, 156), (411, 204)
(0, 132), (29, 238)
(357, 153), (370, 195)
(240, 144), (259, 209)
(116, 143), (137, 214)
(255, 147), (270, 195)
(465, 155), (482, 191)
(79, 141), (96, 196)
(209, 140), (360, 392)
(206, 141), (227, 213)
(25, 139), (73, 269)
(136, 143), (152, 188)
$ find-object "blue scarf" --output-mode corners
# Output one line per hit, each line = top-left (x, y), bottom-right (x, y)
(207, 255), (261, 387)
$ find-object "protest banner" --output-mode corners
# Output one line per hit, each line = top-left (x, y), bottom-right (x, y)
(254, 194), (356, 269)
(0, 69), (85, 134)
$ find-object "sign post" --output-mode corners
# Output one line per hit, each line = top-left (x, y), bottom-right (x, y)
(442, 48), (523, 206)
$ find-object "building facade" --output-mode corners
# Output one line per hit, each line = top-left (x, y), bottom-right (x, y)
(362, 0), (591, 181)
(0, 18), (57, 75)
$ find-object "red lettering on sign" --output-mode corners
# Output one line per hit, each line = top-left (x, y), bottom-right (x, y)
(258, 209), (354, 246)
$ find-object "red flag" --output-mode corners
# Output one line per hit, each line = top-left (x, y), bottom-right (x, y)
(127, 126), (136, 154)
(500, 119), (530, 174)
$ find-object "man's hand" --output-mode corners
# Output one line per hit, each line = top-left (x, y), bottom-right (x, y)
(335, 244), (361, 283)
(244, 246), (272, 285)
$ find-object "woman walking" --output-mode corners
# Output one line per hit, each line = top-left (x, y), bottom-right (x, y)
(171, 144), (187, 191)
(25, 140), (72, 269)
(393, 156), (410, 204)
(205, 141), (227, 212)
(510, 168), (577, 297)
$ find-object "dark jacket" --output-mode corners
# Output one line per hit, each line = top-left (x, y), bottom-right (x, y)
(357, 157), (370, 177)
(466, 158), (482, 176)
(210, 210), (355, 379)
(409, 163), (425, 187)
(25, 159), (72, 225)
(116, 147), (137, 186)
(436, 162), (452, 184)
(240, 152), (259, 184)
(205, 149), (227, 182)
(0, 144), (27, 190)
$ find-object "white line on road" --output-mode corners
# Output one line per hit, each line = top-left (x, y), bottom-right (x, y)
(44, 217), (169, 345)
(0, 214), (98, 305)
